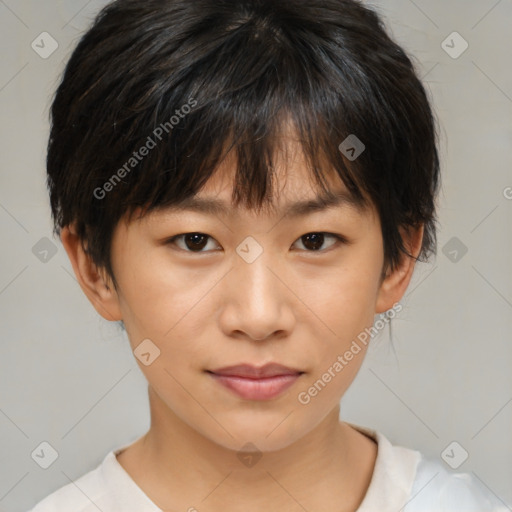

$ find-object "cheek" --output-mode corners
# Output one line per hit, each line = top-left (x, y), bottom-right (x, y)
(115, 257), (208, 398)
(309, 250), (383, 344)
(302, 242), (384, 397)
(295, 268), (381, 410)
(114, 246), (207, 340)
(335, 271), (376, 321)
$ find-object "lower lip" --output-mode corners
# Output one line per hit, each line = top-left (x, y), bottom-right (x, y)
(208, 372), (302, 400)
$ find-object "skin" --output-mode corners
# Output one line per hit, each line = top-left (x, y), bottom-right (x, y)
(61, 137), (423, 512)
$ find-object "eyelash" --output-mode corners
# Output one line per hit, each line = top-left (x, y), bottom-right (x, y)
(165, 232), (348, 254)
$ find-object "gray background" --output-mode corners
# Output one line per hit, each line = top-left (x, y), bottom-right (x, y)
(0, 1), (511, 510)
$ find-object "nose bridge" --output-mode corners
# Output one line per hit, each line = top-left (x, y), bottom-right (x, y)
(234, 237), (279, 310)
(221, 236), (292, 340)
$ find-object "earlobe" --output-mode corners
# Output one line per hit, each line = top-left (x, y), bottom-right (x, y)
(375, 224), (424, 314)
(60, 224), (123, 322)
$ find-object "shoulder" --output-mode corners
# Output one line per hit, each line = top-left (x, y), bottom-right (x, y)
(347, 423), (508, 512)
(404, 455), (508, 511)
(27, 454), (111, 512)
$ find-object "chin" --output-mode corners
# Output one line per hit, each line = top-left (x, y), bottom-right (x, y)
(194, 408), (315, 454)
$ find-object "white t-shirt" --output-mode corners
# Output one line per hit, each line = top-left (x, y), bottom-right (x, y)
(28, 423), (508, 512)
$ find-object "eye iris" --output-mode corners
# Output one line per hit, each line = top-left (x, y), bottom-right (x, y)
(185, 233), (208, 251)
(303, 233), (324, 251)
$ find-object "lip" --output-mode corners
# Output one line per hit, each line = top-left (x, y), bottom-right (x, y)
(209, 363), (303, 378)
(207, 363), (304, 400)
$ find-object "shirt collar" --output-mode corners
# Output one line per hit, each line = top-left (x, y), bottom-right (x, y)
(346, 422), (421, 511)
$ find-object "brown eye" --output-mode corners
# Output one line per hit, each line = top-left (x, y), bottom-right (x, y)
(293, 232), (345, 252)
(168, 233), (218, 252)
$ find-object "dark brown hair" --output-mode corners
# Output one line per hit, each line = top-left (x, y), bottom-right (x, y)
(47, 0), (440, 289)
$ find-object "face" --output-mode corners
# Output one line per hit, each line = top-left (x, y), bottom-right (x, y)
(65, 139), (419, 454)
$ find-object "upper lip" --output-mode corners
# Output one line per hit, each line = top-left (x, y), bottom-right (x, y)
(208, 363), (304, 379)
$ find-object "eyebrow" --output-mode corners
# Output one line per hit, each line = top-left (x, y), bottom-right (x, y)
(166, 189), (365, 218)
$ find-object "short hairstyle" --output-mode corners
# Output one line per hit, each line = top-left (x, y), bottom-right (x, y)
(47, 0), (440, 290)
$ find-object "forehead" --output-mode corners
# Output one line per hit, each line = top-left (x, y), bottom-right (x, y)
(163, 143), (367, 217)
(129, 132), (374, 227)
(164, 182), (363, 219)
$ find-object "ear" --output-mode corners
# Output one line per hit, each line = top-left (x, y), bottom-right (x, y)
(60, 224), (123, 322)
(375, 224), (424, 314)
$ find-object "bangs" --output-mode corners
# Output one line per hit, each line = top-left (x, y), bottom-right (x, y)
(104, 24), (373, 223)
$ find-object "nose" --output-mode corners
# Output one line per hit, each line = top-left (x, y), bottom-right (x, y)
(218, 249), (295, 342)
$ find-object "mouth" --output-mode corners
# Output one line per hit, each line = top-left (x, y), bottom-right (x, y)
(206, 363), (305, 401)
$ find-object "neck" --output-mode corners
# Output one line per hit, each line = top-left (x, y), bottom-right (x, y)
(117, 385), (376, 512)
